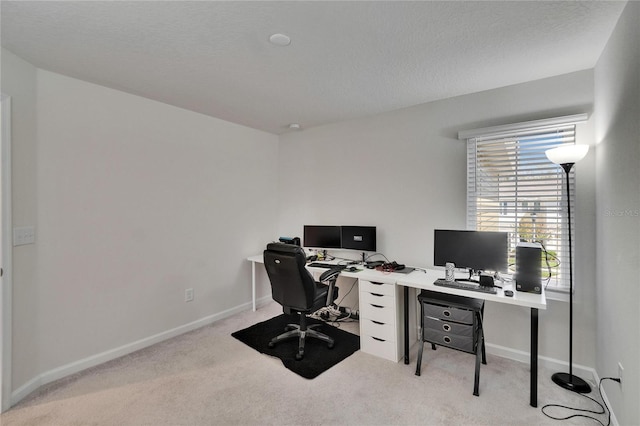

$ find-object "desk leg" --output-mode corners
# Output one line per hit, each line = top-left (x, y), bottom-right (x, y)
(251, 261), (257, 312)
(404, 286), (410, 364)
(530, 308), (538, 407)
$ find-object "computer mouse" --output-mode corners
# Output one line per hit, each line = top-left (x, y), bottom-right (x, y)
(504, 290), (514, 297)
(347, 266), (359, 272)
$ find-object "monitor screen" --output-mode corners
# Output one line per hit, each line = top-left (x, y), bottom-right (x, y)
(303, 225), (342, 249)
(433, 229), (508, 273)
(341, 226), (376, 252)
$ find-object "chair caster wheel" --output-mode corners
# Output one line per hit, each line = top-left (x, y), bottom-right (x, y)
(267, 341), (275, 348)
(295, 353), (304, 361)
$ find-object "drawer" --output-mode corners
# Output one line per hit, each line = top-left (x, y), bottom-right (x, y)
(360, 334), (399, 362)
(424, 317), (474, 338)
(424, 329), (476, 353)
(361, 290), (395, 309)
(360, 280), (396, 297)
(424, 303), (474, 324)
(361, 318), (396, 342)
(360, 301), (396, 324)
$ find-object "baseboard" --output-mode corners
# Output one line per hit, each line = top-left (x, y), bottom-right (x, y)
(485, 342), (596, 382)
(255, 294), (273, 309)
(592, 369), (620, 426)
(11, 300), (255, 406)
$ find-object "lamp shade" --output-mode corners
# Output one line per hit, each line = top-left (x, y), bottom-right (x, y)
(545, 144), (589, 165)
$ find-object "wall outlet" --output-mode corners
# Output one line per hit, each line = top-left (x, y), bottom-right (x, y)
(184, 288), (194, 302)
(618, 362), (624, 385)
(13, 226), (35, 246)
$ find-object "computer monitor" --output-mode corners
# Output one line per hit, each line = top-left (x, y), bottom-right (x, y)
(303, 225), (342, 249)
(341, 226), (376, 252)
(433, 229), (508, 273)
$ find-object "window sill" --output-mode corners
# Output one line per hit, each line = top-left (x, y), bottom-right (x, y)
(545, 287), (570, 303)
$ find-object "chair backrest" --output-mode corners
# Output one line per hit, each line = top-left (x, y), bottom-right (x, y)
(263, 243), (316, 311)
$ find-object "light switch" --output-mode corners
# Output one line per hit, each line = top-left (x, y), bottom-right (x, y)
(13, 226), (35, 246)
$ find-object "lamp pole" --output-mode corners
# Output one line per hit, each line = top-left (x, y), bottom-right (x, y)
(545, 143), (591, 394)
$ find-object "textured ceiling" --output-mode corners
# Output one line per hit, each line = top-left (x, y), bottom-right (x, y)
(0, 1), (627, 135)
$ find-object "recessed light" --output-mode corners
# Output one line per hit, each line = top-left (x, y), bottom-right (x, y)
(288, 123), (301, 130)
(269, 33), (291, 46)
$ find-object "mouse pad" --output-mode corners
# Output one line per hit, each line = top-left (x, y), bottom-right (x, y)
(392, 267), (415, 274)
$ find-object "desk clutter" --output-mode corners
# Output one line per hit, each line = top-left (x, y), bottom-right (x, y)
(367, 260), (404, 271)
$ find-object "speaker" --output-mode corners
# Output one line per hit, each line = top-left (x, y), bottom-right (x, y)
(515, 243), (542, 294)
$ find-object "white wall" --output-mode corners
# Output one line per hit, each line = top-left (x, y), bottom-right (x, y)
(2, 57), (280, 396)
(594, 3), (640, 424)
(278, 70), (597, 367)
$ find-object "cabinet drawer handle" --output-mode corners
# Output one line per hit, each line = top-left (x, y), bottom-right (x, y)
(443, 336), (452, 344)
(443, 310), (451, 317)
(370, 304), (384, 309)
(372, 337), (386, 342)
(370, 281), (384, 285)
(371, 320), (385, 325)
(442, 324), (451, 332)
(371, 293), (384, 297)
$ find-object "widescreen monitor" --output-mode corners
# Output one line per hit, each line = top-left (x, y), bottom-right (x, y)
(341, 226), (376, 252)
(303, 225), (341, 249)
(433, 229), (508, 273)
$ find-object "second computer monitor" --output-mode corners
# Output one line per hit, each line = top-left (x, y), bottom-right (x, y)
(433, 229), (508, 273)
(341, 226), (376, 252)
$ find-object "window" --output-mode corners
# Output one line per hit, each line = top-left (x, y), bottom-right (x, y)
(460, 115), (586, 290)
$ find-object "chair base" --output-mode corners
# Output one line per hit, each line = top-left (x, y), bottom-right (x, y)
(268, 322), (334, 360)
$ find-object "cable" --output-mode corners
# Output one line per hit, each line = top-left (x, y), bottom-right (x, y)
(541, 377), (620, 425)
(363, 252), (390, 263)
(334, 278), (358, 306)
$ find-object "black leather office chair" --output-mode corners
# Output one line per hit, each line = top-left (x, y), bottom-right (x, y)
(263, 242), (340, 360)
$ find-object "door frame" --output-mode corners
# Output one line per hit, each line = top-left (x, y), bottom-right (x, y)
(1, 93), (13, 412)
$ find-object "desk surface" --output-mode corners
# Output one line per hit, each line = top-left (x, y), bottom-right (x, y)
(396, 269), (547, 310)
(248, 255), (546, 309)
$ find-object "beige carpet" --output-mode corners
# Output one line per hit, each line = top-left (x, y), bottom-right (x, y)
(2, 302), (608, 425)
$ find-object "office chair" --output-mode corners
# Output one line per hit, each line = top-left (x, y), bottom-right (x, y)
(263, 242), (340, 360)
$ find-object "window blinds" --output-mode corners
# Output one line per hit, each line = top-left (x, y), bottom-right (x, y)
(466, 124), (577, 289)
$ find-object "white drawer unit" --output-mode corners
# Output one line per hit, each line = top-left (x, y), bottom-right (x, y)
(358, 279), (402, 362)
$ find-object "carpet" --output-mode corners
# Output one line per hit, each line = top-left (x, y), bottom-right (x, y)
(231, 313), (360, 379)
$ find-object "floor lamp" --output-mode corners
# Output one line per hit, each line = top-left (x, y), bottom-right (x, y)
(545, 144), (591, 393)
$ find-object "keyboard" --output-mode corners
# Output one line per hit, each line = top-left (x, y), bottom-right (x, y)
(308, 262), (347, 270)
(434, 279), (498, 294)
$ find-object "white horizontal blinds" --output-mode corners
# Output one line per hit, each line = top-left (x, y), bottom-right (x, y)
(467, 124), (576, 288)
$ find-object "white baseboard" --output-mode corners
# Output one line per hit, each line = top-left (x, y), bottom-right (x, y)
(11, 300), (255, 406)
(592, 369), (620, 426)
(485, 342), (596, 382)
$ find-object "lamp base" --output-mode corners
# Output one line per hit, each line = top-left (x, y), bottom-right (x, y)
(551, 372), (592, 393)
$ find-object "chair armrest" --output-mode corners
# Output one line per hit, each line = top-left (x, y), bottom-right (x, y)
(319, 268), (341, 284)
(319, 268), (341, 306)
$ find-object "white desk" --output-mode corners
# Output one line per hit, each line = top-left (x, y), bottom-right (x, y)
(246, 256), (546, 407)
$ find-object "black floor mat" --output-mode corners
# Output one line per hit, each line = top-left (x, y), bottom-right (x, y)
(232, 313), (360, 379)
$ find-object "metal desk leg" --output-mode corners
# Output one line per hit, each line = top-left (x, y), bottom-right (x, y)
(404, 286), (409, 364)
(251, 261), (257, 312)
(531, 308), (539, 407)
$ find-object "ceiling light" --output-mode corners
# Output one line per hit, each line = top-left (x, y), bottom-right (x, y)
(288, 123), (301, 130)
(269, 33), (291, 46)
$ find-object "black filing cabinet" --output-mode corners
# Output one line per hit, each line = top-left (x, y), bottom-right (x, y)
(415, 290), (486, 396)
